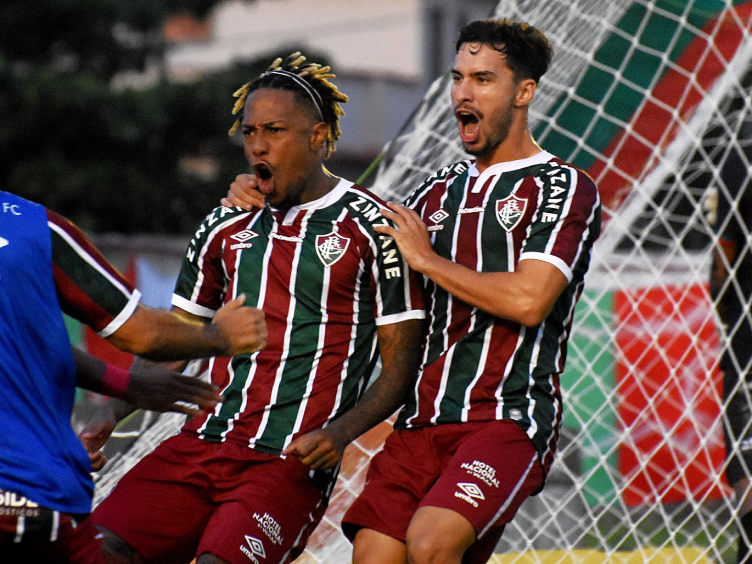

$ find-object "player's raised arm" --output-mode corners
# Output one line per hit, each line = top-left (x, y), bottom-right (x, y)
(106, 293), (267, 361)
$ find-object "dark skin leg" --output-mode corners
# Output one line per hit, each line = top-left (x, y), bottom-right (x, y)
(197, 553), (230, 564)
(99, 528), (147, 564)
(99, 527), (234, 564)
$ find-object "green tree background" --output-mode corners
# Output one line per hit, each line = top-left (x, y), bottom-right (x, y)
(0, 0), (322, 234)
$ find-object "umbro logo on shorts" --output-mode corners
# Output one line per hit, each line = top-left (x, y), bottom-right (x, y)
(240, 534), (266, 563)
(454, 482), (485, 508)
(457, 482), (485, 500)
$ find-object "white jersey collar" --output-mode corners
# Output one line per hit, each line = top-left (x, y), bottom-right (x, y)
(469, 151), (555, 193)
(270, 177), (354, 225)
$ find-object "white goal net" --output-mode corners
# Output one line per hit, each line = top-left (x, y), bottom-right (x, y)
(92, 1), (752, 562)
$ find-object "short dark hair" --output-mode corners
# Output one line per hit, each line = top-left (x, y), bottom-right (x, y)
(456, 20), (553, 84)
(229, 52), (348, 157)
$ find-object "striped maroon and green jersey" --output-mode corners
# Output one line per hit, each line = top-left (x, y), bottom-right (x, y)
(395, 152), (601, 473)
(48, 210), (140, 335)
(173, 178), (425, 455)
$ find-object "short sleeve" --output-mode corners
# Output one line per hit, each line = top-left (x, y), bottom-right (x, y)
(519, 164), (601, 282)
(369, 227), (425, 326)
(172, 206), (246, 318)
(48, 211), (140, 337)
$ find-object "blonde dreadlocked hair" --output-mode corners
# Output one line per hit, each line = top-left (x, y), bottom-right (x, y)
(229, 52), (348, 157)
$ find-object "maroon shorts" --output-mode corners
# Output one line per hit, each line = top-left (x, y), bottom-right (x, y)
(0, 493), (103, 564)
(342, 420), (544, 562)
(93, 432), (329, 564)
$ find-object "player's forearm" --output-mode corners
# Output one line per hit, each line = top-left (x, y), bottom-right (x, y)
(88, 356), (192, 425)
(97, 359), (173, 424)
(72, 347), (135, 400)
(327, 371), (411, 447)
(420, 253), (518, 316)
(72, 346), (107, 392)
(72, 348), (136, 423)
(138, 322), (230, 361)
(107, 307), (229, 361)
(108, 299), (266, 361)
(419, 254), (565, 326)
(326, 319), (423, 446)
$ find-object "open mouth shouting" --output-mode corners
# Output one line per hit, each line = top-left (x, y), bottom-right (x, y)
(456, 108), (481, 145)
(254, 162), (274, 195)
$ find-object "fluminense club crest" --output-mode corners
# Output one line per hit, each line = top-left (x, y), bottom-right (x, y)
(495, 194), (527, 232)
(315, 232), (350, 267)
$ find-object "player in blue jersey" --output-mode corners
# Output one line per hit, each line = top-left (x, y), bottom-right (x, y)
(0, 191), (267, 563)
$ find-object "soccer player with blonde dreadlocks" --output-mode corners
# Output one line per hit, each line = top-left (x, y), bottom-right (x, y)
(85, 52), (425, 564)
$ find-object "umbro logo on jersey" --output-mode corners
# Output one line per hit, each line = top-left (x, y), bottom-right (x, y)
(428, 209), (449, 232)
(231, 230), (258, 243)
(455, 482), (485, 508)
(496, 195), (527, 232)
(316, 232), (350, 267)
(0, 236), (8, 249)
(429, 209), (449, 223)
(240, 535), (266, 563)
(230, 229), (258, 250)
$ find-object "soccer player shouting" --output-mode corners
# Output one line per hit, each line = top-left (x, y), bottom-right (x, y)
(87, 53), (424, 564)
(344, 20), (601, 564)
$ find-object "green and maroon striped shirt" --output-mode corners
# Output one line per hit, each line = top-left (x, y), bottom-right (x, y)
(48, 210), (140, 335)
(173, 179), (425, 455)
(395, 152), (601, 474)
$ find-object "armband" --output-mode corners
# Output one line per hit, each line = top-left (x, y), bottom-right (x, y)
(102, 364), (131, 398)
